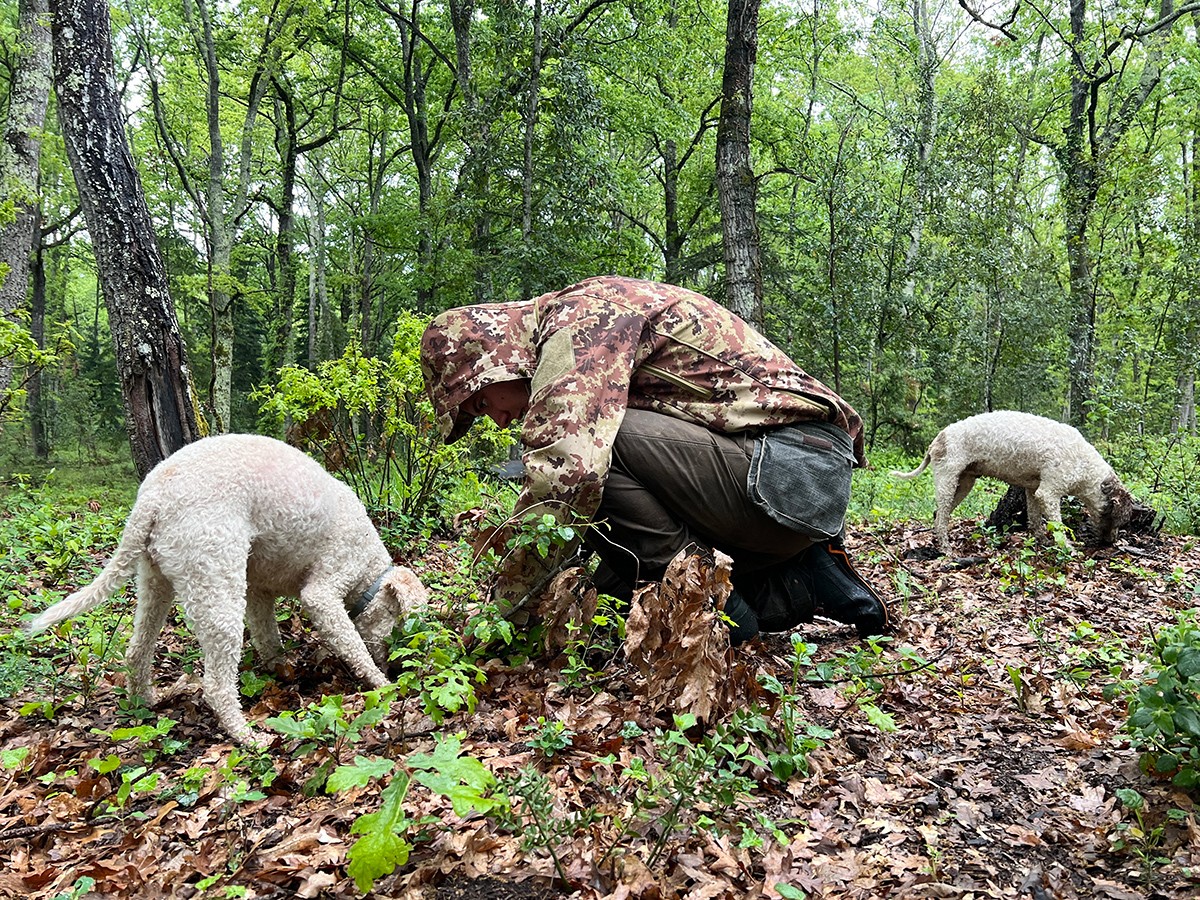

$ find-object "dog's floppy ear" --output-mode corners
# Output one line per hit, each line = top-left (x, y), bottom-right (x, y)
(376, 566), (430, 614)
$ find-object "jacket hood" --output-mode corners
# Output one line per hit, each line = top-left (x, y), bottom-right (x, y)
(420, 301), (539, 443)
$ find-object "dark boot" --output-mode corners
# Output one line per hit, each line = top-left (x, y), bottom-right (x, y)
(806, 537), (891, 637)
(730, 560), (815, 635)
(723, 589), (760, 645)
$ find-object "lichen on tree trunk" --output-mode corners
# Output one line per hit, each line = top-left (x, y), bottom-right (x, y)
(50, 0), (201, 477)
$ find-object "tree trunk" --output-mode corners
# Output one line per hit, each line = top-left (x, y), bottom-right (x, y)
(306, 164), (330, 367)
(900, 0), (937, 308)
(521, 0), (544, 301)
(716, 0), (763, 329)
(391, 9), (436, 310)
(662, 139), (682, 284)
(272, 89), (299, 372)
(1056, 0), (1173, 428)
(51, 0), (201, 477)
(28, 213), (48, 458)
(449, 0), (493, 303)
(361, 128), (386, 355)
(0, 0), (52, 397)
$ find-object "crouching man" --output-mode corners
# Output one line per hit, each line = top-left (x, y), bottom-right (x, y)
(419, 276), (890, 643)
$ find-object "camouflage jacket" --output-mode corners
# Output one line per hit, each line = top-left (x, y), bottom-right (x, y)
(421, 276), (866, 598)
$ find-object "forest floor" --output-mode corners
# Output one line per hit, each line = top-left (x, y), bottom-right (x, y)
(2, 517), (1199, 900)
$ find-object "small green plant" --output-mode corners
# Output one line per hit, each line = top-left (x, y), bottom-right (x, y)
(212, 747), (274, 812)
(388, 614), (487, 724)
(1122, 610), (1200, 789)
(1006, 663), (1030, 713)
(756, 637), (836, 779)
(496, 765), (585, 883)
(585, 713), (760, 871)
(1, 746), (31, 774)
(996, 527), (1073, 594)
(328, 733), (505, 891)
(86, 754), (161, 820)
(774, 884), (807, 900)
(508, 513), (579, 562)
(239, 670), (273, 698)
(50, 876), (96, 900)
(524, 716), (575, 757)
(560, 592), (626, 688)
(267, 687), (395, 760)
(808, 635), (922, 733)
(1109, 788), (1183, 883)
(1055, 621), (1134, 687)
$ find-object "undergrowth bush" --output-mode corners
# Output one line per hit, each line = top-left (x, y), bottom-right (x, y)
(255, 311), (517, 531)
(1, 472), (132, 698)
(1105, 432), (1200, 535)
(1121, 609), (1200, 790)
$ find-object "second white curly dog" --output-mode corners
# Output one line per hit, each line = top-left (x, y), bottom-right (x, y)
(891, 410), (1135, 555)
(26, 434), (429, 744)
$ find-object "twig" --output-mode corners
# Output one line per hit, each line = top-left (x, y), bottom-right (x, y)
(0, 820), (92, 841)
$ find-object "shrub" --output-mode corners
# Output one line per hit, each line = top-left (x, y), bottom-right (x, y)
(1122, 609), (1200, 790)
(255, 311), (516, 530)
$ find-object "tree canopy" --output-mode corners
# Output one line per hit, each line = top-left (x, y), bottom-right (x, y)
(1, 0), (1197, 447)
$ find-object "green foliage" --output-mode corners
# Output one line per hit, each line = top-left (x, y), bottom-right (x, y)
(756, 637), (838, 780)
(1, 746), (32, 771)
(995, 524), (1074, 595)
(266, 687), (397, 758)
(255, 315), (515, 531)
(388, 614), (487, 724)
(497, 710), (774, 879)
(93, 717), (185, 764)
(0, 473), (132, 701)
(524, 716), (575, 758)
(560, 592), (626, 689)
(84, 751), (161, 820)
(345, 770), (415, 891)
(1108, 788), (1185, 884)
(507, 513), (578, 562)
(1052, 621), (1135, 688)
(0, 314), (69, 423)
(1105, 433), (1200, 536)
(50, 877), (96, 900)
(1122, 610), (1200, 791)
(329, 734), (505, 892)
(806, 635), (925, 734)
(2, 472), (126, 584)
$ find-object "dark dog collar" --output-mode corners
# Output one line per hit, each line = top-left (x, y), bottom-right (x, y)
(349, 567), (393, 621)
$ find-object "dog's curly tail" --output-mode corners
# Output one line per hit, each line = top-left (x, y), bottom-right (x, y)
(889, 453), (931, 480)
(25, 499), (156, 636)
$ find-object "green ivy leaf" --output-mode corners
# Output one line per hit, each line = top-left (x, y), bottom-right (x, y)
(327, 756), (395, 794)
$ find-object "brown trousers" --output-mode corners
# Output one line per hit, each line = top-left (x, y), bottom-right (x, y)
(588, 409), (814, 599)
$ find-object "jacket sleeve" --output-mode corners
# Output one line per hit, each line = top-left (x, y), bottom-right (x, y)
(513, 296), (649, 523)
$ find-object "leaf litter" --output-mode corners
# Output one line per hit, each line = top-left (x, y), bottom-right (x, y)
(2, 521), (1199, 899)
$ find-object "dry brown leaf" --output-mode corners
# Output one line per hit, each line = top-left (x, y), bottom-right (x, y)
(538, 566), (598, 654)
(621, 550), (760, 722)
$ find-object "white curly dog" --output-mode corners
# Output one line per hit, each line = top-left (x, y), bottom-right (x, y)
(27, 434), (429, 744)
(891, 410), (1135, 556)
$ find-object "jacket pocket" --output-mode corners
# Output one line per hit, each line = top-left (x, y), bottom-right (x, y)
(747, 421), (855, 539)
